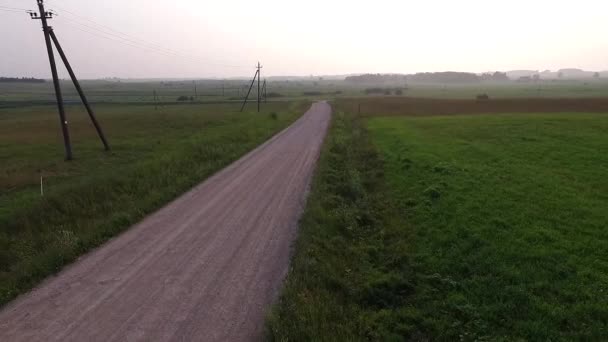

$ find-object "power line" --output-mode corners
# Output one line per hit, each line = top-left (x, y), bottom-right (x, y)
(54, 14), (250, 69)
(0, 8), (24, 13)
(58, 18), (188, 60)
(47, 1), (189, 56)
(44, 0), (249, 69)
(0, 5), (28, 11)
(55, 11), (191, 57)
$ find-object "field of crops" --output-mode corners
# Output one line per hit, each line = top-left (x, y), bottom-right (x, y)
(270, 98), (608, 340)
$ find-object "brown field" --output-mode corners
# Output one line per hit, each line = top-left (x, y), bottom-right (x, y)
(337, 97), (608, 117)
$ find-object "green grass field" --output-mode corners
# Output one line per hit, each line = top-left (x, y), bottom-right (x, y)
(370, 113), (608, 340)
(0, 101), (305, 306)
(270, 105), (608, 340)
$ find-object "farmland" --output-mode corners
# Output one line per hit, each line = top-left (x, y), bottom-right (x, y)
(269, 98), (608, 340)
(3, 78), (608, 105)
(0, 97), (306, 306)
(3, 79), (608, 339)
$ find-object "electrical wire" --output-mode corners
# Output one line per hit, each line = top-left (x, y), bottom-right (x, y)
(58, 17), (191, 59)
(7, 0), (234, 69)
(47, 0), (190, 56)
(58, 20), (183, 59)
(0, 5), (28, 11)
(44, 0), (250, 69)
(0, 7), (26, 14)
(58, 19), (248, 71)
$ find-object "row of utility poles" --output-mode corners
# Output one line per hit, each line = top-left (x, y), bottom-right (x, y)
(152, 81), (263, 104)
(30, 0), (266, 161)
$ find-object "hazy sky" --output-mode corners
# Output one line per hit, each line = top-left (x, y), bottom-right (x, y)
(1, 0), (607, 78)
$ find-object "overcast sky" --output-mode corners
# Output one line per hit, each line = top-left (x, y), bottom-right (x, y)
(1, 0), (607, 79)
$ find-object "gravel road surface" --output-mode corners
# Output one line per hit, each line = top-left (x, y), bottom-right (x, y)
(0, 102), (331, 342)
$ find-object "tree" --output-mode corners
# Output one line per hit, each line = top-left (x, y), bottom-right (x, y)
(594, 72), (600, 79)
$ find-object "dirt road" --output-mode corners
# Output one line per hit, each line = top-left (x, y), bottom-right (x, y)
(0, 102), (331, 342)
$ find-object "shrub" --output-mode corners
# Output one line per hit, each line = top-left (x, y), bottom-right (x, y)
(303, 91), (323, 96)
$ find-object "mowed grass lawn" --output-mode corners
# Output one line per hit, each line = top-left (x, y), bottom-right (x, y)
(368, 113), (608, 340)
(0, 101), (305, 306)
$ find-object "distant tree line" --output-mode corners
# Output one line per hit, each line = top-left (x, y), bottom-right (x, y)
(408, 72), (480, 83)
(345, 74), (407, 84)
(0, 77), (46, 83)
(479, 72), (509, 82)
(346, 72), (510, 84)
(364, 87), (404, 95)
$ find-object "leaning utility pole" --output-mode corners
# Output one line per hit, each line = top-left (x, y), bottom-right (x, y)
(49, 28), (110, 151)
(30, 0), (110, 160)
(240, 62), (263, 112)
(30, 0), (72, 160)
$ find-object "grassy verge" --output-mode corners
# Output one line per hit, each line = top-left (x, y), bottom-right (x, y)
(0, 101), (305, 306)
(269, 107), (608, 340)
(267, 110), (413, 340)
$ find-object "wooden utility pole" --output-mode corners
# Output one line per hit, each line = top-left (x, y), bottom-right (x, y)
(240, 69), (259, 112)
(257, 62), (261, 112)
(31, 0), (72, 160)
(30, 0), (110, 159)
(49, 28), (110, 151)
(240, 62), (263, 112)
